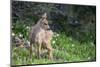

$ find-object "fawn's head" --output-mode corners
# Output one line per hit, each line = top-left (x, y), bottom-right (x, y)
(40, 13), (50, 30)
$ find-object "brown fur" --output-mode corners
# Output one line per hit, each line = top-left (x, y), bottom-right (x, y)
(29, 13), (53, 59)
(42, 30), (53, 59)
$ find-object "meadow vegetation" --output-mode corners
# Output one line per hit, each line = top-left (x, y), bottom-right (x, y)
(11, 1), (96, 65)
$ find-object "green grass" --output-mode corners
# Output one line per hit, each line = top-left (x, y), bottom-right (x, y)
(11, 32), (96, 65)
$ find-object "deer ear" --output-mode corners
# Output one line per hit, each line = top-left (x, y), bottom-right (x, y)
(42, 13), (47, 18)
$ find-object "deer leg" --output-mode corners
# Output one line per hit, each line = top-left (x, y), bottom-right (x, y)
(30, 42), (32, 58)
(48, 47), (53, 60)
(46, 44), (53, 60)
(37, 43), (42, 59)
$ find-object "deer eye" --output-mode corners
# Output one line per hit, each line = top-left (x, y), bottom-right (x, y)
(44, 23), (48, 25)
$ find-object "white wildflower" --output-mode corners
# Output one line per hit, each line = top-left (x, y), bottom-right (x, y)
(27, 40), (30, 45)
(56, 33), (59, 37)
(19, 33), (23, 37)
(52, 41), (56, 44)
(88, 57), (91, 59)
(90, 42), (94, 46)
(26, 26), (30, 29)
(69, 38), (72, 41)
(53, 32), (59, 37)
(12, 32), (15, 36)
(72, 44), (75, 47)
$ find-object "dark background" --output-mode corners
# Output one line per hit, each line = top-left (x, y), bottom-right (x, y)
(12, 1), (96, 43)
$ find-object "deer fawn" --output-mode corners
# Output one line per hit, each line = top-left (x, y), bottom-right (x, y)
(29, 13), (53, 60)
